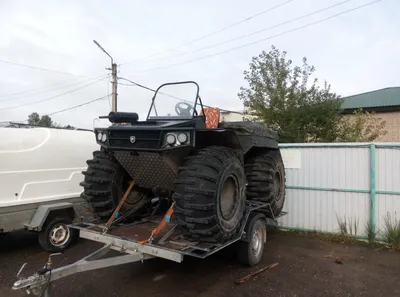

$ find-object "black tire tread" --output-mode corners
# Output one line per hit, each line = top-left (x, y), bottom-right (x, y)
(80, 150), (125, 222)
(173, 146), (245, 241)
(245, 149), (286, 216)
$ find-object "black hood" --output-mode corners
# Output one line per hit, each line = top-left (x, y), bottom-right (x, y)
(104, 118), (202, 131)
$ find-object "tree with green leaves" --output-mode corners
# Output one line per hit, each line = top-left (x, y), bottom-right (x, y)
(337, 108), (387, 142)
(37, 115), (53, 127)
(27, 112), (75, 129)
(28, 112), (40, 126)
(238, 45), (386, 143)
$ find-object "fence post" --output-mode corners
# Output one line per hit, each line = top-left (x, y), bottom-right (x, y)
(369, 144), (376, 235)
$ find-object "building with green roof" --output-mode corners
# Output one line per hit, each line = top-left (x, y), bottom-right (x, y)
(341, 87), (400, 112)
(341, 87), (400, 141)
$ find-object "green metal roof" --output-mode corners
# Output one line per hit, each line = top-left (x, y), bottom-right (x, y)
(341, 87), (400, 109)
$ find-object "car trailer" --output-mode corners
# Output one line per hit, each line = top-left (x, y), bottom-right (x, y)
(12, 200), (287, 297)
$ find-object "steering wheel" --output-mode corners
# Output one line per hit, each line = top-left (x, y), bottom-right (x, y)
(175, 102), (195, 117)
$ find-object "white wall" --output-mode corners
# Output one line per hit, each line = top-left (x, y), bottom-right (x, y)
(220, 112), (244, 122)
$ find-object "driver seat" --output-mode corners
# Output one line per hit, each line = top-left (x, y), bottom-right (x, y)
(200, 107), (220, 129)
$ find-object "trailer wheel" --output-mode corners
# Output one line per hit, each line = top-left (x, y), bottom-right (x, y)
(38, 216), (77, 252)
(238, 217), (266, 266)
(245, 149), (286, 216)
(173, 146), (246, 242)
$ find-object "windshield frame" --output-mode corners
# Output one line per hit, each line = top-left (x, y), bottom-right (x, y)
(146, 81), (204, 120)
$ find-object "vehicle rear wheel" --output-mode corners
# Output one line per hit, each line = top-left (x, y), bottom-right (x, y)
(173, 146), (246, 242)
(80, 150), (150, 222)
(245, 150), (286, 216)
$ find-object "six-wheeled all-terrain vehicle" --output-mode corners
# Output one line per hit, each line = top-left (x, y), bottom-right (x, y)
(81, 81), (286, 243)
(11, 81), (287, 296)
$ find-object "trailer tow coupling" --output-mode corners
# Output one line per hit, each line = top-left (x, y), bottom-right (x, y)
(12, 244), (153, 296)
(12, 252), (62, 296)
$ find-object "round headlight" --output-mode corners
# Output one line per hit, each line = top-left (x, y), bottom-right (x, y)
(166, 133), (176, 145)
(101, 133), (107, 142)
(97, 132), (103, 141)
(177, 132), (188, 143)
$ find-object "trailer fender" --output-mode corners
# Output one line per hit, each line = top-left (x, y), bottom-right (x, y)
(241, 212), (267, 243)
(24, 202), (78, 231)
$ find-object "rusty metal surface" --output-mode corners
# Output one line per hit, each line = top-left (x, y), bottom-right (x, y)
(110, 223), (158, 241)
(87, 225), (104, 232)
(93, 216), (177, 243)
(74, 217), (192, 249)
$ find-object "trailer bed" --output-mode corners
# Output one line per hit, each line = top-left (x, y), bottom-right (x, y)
(73, 200), (284, 260)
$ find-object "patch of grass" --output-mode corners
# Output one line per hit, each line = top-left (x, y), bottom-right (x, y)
(337, 215), (348, 236)
(365, 220), (376, 243)
(381, 213), (400, 250)
(336, 214), (360, 243)
(270, 227), (359, 245)
(348, 217), (359, 237)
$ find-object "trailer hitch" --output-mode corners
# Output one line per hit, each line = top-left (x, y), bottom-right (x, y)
(11, 244), (153, 297)
(13, 253), (62, 296)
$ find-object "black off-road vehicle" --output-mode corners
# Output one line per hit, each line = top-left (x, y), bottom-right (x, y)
(80, 81), (285, 242)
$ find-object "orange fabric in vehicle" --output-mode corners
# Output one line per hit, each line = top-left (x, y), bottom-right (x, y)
(200, 107), (220, 128)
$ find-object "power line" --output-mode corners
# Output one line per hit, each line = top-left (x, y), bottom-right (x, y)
(118, 77), (160, 93)
(118, 77), (197, 102)
(120, 0), (296, 65)
(0, 59), (97, 78)
(0, 74), (107, 102)
(47, 95), (110, 116)
(4, 94), (110, 123)
(128, 0), (353, 66)
(0, 76), (108, 111)
(118, 76), (242, 114)
(127, 0), (382, 74)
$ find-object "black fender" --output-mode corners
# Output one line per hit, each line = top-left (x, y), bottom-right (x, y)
(241, 212), (267, 243)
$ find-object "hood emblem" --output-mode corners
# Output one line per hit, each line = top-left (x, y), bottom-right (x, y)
(130, 136), (136, 143)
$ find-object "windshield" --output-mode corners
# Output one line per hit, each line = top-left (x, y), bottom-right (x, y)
(147, 82), (199, 119)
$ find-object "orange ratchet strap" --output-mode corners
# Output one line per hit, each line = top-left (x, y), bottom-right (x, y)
(138, 201), (176, 245)
(103, 180), (136, 233)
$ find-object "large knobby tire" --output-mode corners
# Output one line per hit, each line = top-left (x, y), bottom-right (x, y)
(173, 146), (246, 242)
(245, 150), (286, 216)
(80, 150), (148, 222)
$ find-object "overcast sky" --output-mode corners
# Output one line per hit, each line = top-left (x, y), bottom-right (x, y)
(0, 0), (398, 129)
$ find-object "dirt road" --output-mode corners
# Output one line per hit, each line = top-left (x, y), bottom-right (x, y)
(1, 230), (399, 297)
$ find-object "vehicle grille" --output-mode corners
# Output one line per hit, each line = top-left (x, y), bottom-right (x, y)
(108, 130), (161, 149)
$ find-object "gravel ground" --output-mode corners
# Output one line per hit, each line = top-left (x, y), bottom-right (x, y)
(1, 230), (399, 297)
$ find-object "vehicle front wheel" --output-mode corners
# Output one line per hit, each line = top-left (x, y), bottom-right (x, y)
(173, 146), (246, 242)
(80, 150), (150, 223)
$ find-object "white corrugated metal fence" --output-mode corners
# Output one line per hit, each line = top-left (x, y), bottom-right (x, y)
(276, 143), (400, 240)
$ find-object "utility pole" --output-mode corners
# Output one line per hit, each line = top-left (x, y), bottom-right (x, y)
(111, 62), (118, 112)
(93, 40), (117, 112)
